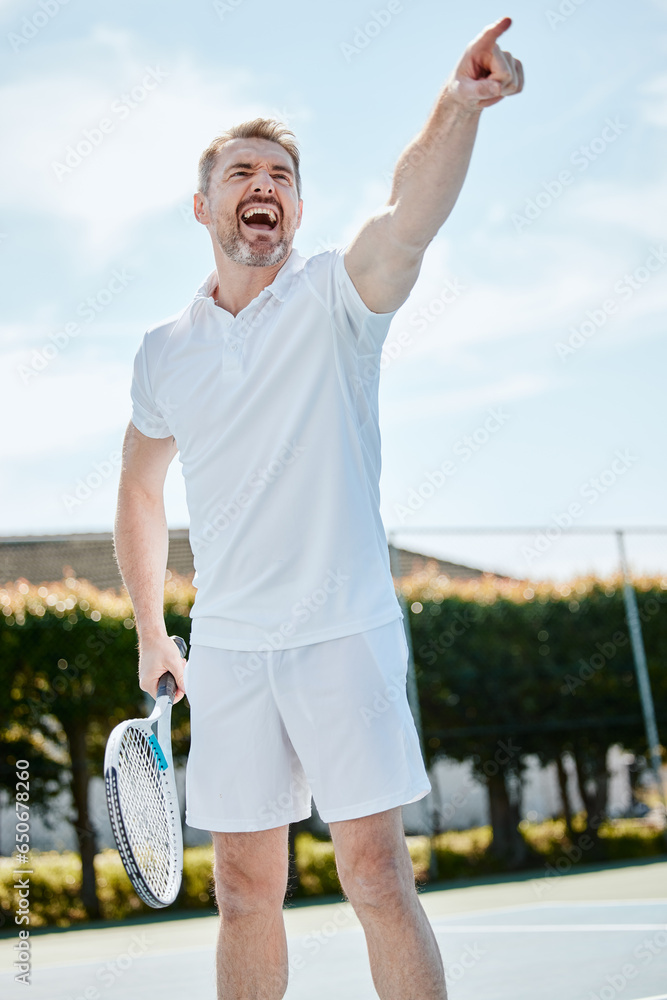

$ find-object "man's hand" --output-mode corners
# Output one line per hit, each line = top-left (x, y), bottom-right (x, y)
(445, 16), (524, 112)
(138, 633), (187, 704)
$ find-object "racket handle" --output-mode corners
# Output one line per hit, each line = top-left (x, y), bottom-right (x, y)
(156, 671), (177, 701)
(170, 635), (188, 659)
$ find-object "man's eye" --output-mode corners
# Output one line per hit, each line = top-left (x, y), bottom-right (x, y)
(232, 171), (247, 176)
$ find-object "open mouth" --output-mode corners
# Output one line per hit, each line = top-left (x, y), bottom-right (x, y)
(240, 206), (279, 232)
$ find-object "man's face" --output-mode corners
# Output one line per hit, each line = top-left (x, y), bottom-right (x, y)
(196, 137), (303, 268)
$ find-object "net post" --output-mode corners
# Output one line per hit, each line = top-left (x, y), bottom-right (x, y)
(616, 530), (667, 825)
(389, 533), (439, 882)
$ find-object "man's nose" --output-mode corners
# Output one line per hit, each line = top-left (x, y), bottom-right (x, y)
(253, 169), (274, 192)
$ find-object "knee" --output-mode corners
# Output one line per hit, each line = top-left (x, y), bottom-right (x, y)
(336, 850), (415, 910)
(213, 855), (287, 920)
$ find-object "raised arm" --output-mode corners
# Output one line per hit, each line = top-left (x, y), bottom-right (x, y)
(113, 421), (187, 702)
(345, 15), (524, 313)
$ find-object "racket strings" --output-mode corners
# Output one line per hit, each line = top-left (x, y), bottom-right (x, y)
(117, 725), (175, 898)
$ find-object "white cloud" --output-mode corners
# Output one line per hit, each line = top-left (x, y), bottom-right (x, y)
(375, 167), (667, 374)
(637, 71), (667, 127)
(0, 28), (311, 260)
(383, 242), (581, 363)
(383, 373), (549, 426)
(569, 175), (667, 241)
(1, 341), (132, 460)
(0, 0), (34, 19)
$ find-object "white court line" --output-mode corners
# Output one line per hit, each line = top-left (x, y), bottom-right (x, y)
(423, 898), (667, 921)
(0, 945), (216, 973)
(432, 923), (667, 933)
(525, 899), (667, 907)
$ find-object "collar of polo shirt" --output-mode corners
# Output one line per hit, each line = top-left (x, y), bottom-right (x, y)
(195, 246), (306, 309)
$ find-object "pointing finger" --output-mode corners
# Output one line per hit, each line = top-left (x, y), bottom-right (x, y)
(473, 15), (512, 52)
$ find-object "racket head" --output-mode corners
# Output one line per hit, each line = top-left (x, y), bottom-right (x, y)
(105, 715), (183, 907)
(104, 634), (187, 908)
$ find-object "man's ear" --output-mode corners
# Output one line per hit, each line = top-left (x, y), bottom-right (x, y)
(296, 199), (304, 229)
(194, 192), (208, 225)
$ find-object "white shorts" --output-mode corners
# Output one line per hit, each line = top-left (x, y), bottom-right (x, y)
(183, 617), (431, 832)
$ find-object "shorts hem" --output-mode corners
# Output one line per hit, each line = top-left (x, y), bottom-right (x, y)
(185, 804), (312, 833)
(317, 782), (432, 824)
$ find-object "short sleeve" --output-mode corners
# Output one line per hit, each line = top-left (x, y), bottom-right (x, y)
(331, 247), (399, 356)
(129, 334), (172, 439)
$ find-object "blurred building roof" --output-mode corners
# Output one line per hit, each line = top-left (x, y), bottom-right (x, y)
(387, 543), (493, 581)
(0, 530), (193, 591)
(0, 531), (505, 591)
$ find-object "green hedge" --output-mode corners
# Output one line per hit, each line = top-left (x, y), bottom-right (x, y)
(1, 821), (664, 928)
(431, 816), (666, 879)
(0, 837), (428, 926)
(401, 573), (667, 771)
(0, 847), (216, 928)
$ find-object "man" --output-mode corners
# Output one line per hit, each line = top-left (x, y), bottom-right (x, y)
(114, 16), (523, 999)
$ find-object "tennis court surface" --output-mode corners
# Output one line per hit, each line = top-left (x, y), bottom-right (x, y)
(2, 858), (666, 999)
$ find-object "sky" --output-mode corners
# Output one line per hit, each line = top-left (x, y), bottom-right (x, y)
(1, 0), (666, 582)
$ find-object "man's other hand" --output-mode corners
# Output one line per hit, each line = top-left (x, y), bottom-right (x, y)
(446, 16), (524, 112)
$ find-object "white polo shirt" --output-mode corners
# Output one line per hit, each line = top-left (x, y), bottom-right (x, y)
(130, 245), (404, 651)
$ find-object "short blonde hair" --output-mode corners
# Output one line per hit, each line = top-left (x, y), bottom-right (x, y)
(197, 118), (302, 200)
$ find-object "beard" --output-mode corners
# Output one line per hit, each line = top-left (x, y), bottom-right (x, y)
(213, 210), (296, 268)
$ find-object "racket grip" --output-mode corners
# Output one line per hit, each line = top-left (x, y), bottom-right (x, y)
(170, 635), (188, 659)
(156, 671), (177, 701)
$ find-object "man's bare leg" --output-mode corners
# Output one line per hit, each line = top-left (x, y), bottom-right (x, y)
(212, 824), (290, 999)
(330, 806), (447, 1000)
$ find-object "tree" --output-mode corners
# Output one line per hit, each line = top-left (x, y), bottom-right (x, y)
(1, 576), (194, 919)
(541, 580), (648, 848)
(0, 729), (64, 857)
(409, 587), (548, 868)
(402, 573), (667, 867)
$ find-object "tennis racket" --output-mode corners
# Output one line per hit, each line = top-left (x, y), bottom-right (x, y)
(104, 634), (187, 908)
